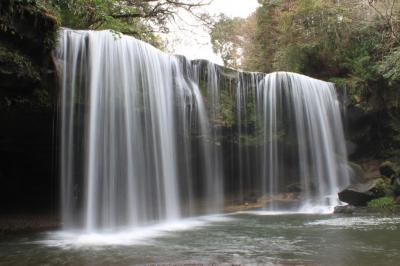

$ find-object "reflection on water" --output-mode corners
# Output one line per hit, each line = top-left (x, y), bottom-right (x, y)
(1, 213), (399, 265)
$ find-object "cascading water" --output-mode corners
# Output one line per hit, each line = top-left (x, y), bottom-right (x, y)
(56, 29), (223, 231)
(56, 29), (350, 232)
(256, 72), (350, 210)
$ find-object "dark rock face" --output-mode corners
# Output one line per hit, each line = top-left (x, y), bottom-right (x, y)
(392, 176), (400, 197)
(338, 180), (379, 206)
(345, 105), (400, 161)
(0, 213), (60, 235)
(380, 161), (397, 178)
(0, 0), (59, 94)
(0, 1), (59, 214)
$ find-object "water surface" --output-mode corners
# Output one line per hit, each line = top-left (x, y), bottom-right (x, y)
(1, 213), (399, 265)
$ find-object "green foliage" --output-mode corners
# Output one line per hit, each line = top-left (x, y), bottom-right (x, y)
(53, 0), (155, 42)
(32, 87), (51, 108)
(379, 46), (400, 86)
(373, 178), (394, 198)
(210, 1), (400, 156)
(219, 89), (234, 127)
(49, 0), (209, 48)
(210, 15), (246, 69)
(0, 45), (39, 81)
(211, 0), (400, 112)
(0, 0), (179, 48)
(367, 196), (395, 208)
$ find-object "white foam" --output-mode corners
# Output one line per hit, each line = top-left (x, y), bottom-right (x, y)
(39, 214), (233, 248)
(297, 204), (334, 214)
(236, 206), (333, 216)
(307, 216), (400, 228)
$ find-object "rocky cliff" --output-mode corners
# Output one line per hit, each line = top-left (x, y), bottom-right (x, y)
(0, 0), (59, 214)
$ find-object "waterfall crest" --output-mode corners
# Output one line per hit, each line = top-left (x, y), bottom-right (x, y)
(56, 29), (349, 231)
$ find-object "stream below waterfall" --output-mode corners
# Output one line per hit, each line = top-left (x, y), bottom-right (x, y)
(1, 213), (399, 265)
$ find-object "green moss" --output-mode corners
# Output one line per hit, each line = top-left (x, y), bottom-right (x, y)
(0, 45), (39, 80)
(198, 78), (207, 97)
(219, 89), (234, 127)
(367, 197), (395, 208)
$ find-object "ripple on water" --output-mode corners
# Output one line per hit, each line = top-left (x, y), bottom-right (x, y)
(2, 213), (400, 265)
(306, 216), (400, 230)
(235, 205), (334, 216)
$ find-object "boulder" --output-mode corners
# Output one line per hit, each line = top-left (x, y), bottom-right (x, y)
(338, 179), (379, 206)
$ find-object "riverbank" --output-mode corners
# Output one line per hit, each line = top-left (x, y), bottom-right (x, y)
(0, 213), (60, 235)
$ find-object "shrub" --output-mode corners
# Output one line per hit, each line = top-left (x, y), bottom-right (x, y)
(367, 197), (395, 208)
(372, 178), (393, 197)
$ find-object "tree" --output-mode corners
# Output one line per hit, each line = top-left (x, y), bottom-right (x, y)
(210, 15), (245, 68)
(53, 0), (212, 45)
(211, 0), (400, 110)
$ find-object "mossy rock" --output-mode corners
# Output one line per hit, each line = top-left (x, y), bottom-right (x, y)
(371, 178), (393, 198)
(219, 89), (234, 127)
(0, 0), (60, 52)
(0, 0), (59, 99)
(379, 161), (397, 178)
(339, 178), (393, 206)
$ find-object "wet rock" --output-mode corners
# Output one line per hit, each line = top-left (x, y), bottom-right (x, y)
(338, 179), (379, 206)
(339, 177), (394, 207)
(348, 161), (365, 182)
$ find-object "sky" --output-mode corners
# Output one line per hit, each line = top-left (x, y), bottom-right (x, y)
(162, 0), (260, 65)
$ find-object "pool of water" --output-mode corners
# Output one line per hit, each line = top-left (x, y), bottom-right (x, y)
(1, 212), (399, 265)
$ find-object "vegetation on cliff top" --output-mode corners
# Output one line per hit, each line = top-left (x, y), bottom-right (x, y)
(211, 0), (400, 112)
(17, 0), (211, 48)
(211, 0), (400, 160)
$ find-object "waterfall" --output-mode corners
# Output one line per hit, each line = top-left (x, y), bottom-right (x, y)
(56, 29), (349, 231)
(256, 73), (350, 210)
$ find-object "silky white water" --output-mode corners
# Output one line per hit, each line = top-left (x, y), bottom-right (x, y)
(56, 29), (350, 232)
